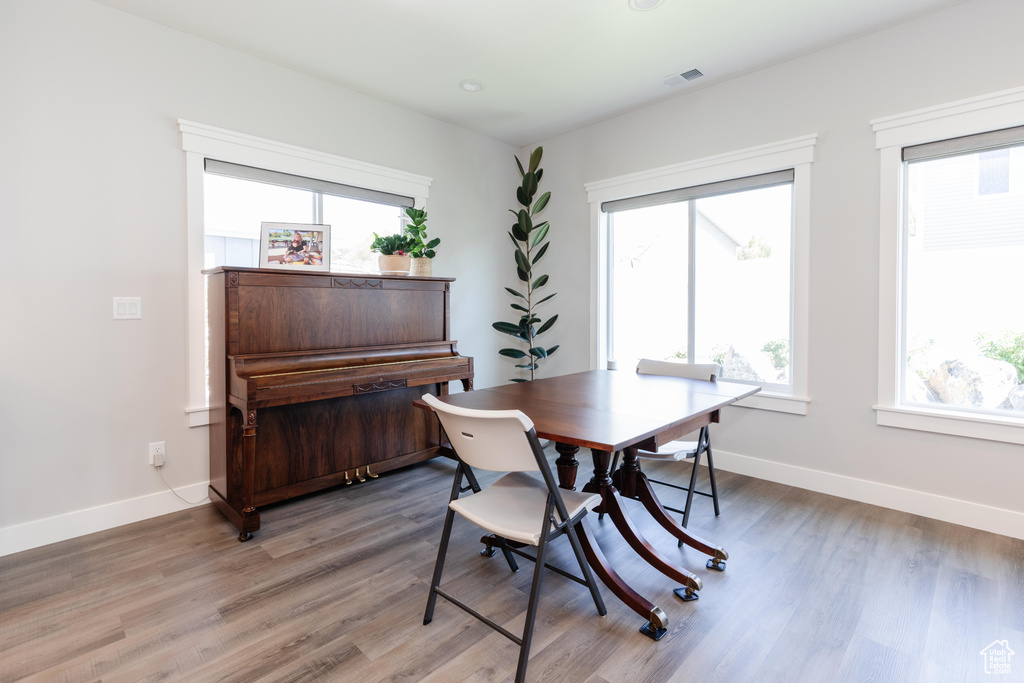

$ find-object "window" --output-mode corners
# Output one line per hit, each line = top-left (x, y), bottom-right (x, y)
(202, 160), (410, 274)
(872, 86), (1024, 443)
(586, 135), (815, 414)
(606, 173), (793, 392)
(179, 120), (431, 426)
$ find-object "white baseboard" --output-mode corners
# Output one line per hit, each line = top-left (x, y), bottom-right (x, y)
(5, 448), (1024, 558)
(0, 482), (210, 558)
(712, 450), (1024, 540)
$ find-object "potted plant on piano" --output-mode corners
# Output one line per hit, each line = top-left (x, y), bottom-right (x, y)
(403, 207), (440, 277)
(371, 232), (414, 275)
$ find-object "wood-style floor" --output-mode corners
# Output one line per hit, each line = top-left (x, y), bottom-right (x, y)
(3, 454), (1023, 683)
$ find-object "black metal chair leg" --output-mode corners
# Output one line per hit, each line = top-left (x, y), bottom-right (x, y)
(681, 446), (702, 530)
(424, 506), (457, 625)
(705, 443), (720, 516)
(515, 510), (552, 683)
(564, 518), (607, 616)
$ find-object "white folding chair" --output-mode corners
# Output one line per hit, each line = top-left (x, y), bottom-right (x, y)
(420, 393), (606, 683)
(627, 359), (723, 532)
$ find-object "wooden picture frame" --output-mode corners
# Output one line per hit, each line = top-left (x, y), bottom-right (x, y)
(260, 222), (331, 271)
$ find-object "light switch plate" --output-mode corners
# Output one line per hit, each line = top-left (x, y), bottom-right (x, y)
(113, 297), (142, 320)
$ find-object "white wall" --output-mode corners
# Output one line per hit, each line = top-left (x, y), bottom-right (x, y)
(529, 0), (1024, 533)
(0, 0), (517, 552)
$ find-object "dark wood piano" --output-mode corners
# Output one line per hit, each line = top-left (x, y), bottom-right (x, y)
(205, 266), (473, 540)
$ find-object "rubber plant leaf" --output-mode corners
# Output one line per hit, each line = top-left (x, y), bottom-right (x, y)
(493, 322), (525, 336)
(530, 222), (550, 247)
(528, 147), (543, 173)
(536, 314), (558, 336)
(533, 191), (551, 214)
(531, 242), (550, 265)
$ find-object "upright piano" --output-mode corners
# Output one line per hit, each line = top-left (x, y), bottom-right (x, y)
(205, 266), (474, 540)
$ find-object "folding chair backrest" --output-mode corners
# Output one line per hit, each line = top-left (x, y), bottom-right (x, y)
(421, 393), (541, 473)
(636, 358), (720, 382)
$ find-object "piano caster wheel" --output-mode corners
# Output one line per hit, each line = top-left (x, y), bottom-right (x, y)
(707, 558), (726, 572)
(674, 586), (699, 602)
(238, 531), (253, 542)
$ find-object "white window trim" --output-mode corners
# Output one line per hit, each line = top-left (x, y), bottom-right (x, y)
(178, 120), (432, 427)
(871, 86), (1024, 444)
(584, 135), (816, 415)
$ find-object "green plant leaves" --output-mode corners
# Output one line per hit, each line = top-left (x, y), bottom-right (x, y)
(530, 222), (549, 247)
(529, 147), (542, 173)
(532, 242), (549, 265)
(517, 209), (532, 235)
(536, 314), (558, 335)
(533, 191), (551, 214)
(493, 321), (525, 336)
(522, 172), (538, 200)
(498, 146), (555, 383)
(517, 186), (530, 207)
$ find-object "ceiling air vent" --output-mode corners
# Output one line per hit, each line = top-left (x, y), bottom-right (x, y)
(663, 69), (704, 87)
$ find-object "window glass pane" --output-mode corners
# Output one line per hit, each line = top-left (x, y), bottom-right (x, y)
(903, 145), (1024, 416)
(610, 203), (689, 369)
(203, 174), (314, 268)
(322, 195), (404, 274)
(693, 185), (792, 385)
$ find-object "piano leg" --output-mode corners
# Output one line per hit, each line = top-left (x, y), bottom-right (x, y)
(239, 409), (259, 542)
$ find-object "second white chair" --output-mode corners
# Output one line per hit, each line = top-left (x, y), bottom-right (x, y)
(632, 358), (723, 532)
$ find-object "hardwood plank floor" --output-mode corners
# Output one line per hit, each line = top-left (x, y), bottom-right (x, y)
(2, 454), (1022, 682)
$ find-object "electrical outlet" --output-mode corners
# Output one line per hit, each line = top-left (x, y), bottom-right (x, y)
(149, 441), (166, 467)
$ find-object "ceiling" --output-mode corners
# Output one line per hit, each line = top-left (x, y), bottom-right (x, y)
(93, 0), (966, 146)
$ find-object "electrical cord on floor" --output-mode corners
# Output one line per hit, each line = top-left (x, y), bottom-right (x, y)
(157, 466), (208, 506)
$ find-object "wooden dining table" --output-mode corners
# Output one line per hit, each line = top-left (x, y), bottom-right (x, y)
(424, 368), (760, 640)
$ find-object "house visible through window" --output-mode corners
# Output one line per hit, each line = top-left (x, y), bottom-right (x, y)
(605, 171), (794, 391)
(901, 128), (1024, 418)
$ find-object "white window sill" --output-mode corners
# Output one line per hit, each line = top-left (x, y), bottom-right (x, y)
(734, 392), (809, 415)
(186, 406), (211, 428)
(875, 405), (1024, 445)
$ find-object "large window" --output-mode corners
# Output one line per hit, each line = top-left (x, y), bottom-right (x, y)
(873, 86), (1024, 443)
(606, 174), (793, 391)
(586, 135), (815, 414)
(901, 130), (1024, 418)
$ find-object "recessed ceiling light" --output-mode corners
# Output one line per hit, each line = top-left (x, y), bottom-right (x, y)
(628, 0), (664, 10)
(459, 79), (485, 92)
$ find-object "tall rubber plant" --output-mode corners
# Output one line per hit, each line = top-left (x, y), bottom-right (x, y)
(493, 147), (558, 382)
